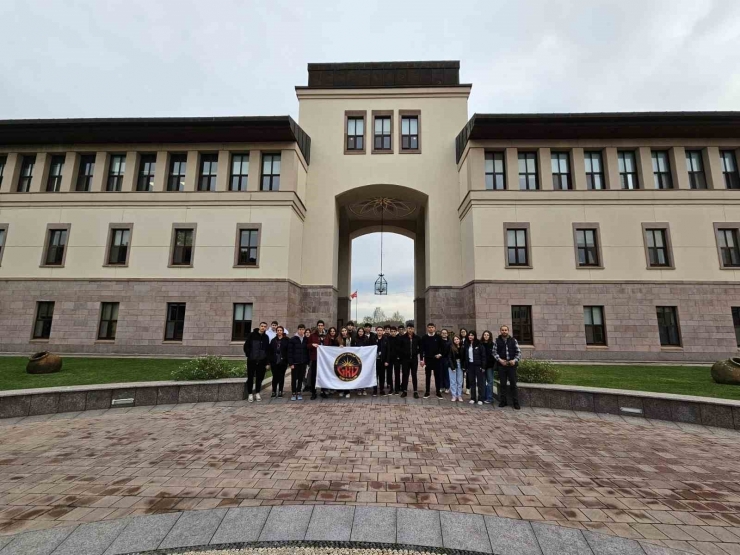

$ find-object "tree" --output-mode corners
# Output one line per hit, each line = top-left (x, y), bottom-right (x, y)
(391, 311), (404, 324)
(372, 307), (387, 324)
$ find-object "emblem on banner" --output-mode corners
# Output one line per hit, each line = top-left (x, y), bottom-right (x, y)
(334, 352), (363, 382)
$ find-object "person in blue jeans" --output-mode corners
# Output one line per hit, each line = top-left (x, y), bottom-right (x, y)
(480, 330), (495, 404)
(440, 329), (451, 393)
(447, 335), (464, 401)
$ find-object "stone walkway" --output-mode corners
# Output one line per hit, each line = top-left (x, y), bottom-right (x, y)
(0, 395), (739, 554)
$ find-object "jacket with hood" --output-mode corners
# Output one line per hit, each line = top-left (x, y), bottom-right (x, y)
(243, 328), (270, 362)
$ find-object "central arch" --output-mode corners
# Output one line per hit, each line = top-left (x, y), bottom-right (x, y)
(335, 184), (429, 327)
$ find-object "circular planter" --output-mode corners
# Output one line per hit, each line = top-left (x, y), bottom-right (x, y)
(711, 357), (740, 385)
(26, 352), (63, 375)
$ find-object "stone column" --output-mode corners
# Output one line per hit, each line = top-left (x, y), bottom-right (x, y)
(122, 152), (138, 192)
(30, 152), (49, 193)
(247, 150), (261, 192)
(636, 147), (654, 190)
(603, 147), (619, 190)
(184, 151), (198, 192)
(91, 152), (108, 192)
(670, 147), (689, 189)
(60, 152), (79, 193)
(704, 147), (724, 190)
(505, 148), (518, 190)
(337, 214), (351, 324)
(153, 151), (168, 192)
(571, 148), (586, 190)
(216, 150), (230, 192)
(2, 153), (21, 193)
(537, 148), (552, 190)
(414, 208), (427, 327)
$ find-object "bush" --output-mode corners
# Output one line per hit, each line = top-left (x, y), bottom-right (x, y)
(172, 356), (245, 381)
(517, 358), (560, 384)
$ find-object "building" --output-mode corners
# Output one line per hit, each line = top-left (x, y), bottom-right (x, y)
(1, 60), (740, 362)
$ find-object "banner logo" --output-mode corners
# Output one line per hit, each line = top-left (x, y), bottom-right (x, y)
(334, 352), (363, 382)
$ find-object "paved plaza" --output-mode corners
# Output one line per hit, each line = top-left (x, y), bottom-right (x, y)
(0, 394), (739, 554)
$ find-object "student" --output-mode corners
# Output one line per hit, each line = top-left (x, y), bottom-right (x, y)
(346, 321), (358, 342)
(388, 326), (401, 394)
(288, 324), (309, 401)
(374, 326), (390, 396)
(400, 323), (421, 398)
(266, 320), (289, 342)
(243, 321), (270, 402)
(363, 323), (376, 344)
(324, 326), (340, 346)
(420, 322), (445, 399)
(495, 324), (522, 410)
(351, 327), (369, 397)
(464, 331), (487, 405)
(448, 335), (464, 402)
(339, 327), (353, 347)
(440, 329), (451, 393)
(308, 320), (327, 400)
(480, 330), (495, 404)
(459, 327), (469, 395)
(269, 326), (290, 398)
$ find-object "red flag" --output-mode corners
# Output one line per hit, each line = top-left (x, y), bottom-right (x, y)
(350, 291), (357, 299)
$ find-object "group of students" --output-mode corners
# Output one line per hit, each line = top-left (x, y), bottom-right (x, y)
(242, 319), (522, 410)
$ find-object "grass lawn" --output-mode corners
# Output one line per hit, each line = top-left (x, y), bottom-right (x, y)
(555, 364), (740, 401)
(0, 357), (250, 391)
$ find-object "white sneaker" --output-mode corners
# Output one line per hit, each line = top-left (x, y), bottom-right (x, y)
(248, 394), (254, 403)
(466, 389), (471, 395)
(477, 401), (483, 405)
(346, 392), (351, 398)
(256, 393), (262, 401)
(469, 400), (475, 404)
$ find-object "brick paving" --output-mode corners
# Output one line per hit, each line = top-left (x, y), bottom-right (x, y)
(0, 393), (739, 554)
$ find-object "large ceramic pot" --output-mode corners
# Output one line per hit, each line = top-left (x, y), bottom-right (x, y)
(711, 357), (740, 385)
(26, 352), (63, 375)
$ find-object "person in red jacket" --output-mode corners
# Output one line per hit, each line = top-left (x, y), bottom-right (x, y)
(307, 320), (326, 400)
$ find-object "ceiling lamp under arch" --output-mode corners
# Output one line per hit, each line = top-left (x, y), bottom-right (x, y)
(375, 199), (390, 295)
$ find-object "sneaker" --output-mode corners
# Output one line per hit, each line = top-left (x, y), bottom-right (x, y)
(271, 392), (277, 398)
(423, 392), (430, 399)
(297, 394), (303, 400)
(373, 389), (378, 396)
(320, 392), (328, 399)
(311, 393), (317, 400)
(513, 402), (521, 410)
(477, 401), (483, 406)
(414, 392), (419, 399)
(499, 401), (507, 408)
(291, 394), (296, 401)
(450, 397), (457, 402)
(346, 392), (351, 398)
(469, 400), (475, 404)
(466, 388), (471, 395)
(248, 394), (254, 403)
(278, 391), (283, 398)
(401, 392), (407, 398)
(256, 393), (262, 401)
(483, 400), (491, 404)
(436, 394), (443, 399)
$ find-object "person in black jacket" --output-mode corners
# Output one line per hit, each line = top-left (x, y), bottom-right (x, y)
(481, 330), (495, 404)
(388, 326), (402, 394)
(400, 323), (421, 398)
(420, 323), (445, 399)
(459, 327), (469, 395)
(269, 326), (290, 398)
(463, 330), (487, 405)
(373, 326), (390, 396)
(243, 321), (270, 402)
(448, 334), (464, 402)
(288, 324), (309, 401)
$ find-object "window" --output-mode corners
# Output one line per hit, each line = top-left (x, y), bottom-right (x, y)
(106, 226), (132, 266)
(137, 154), (156, 191)
(232, 303), (253, 341)
(198, 153), (218, 191)
(235, 225), (260, 267)
(721, 150), (740, 190)
(76, 155), (95, 192)
(43, 227), (69, 267)
(345, 115), (365, 152)
(0, 155), (6, 188)
(17, 155), (35, 192)
(618, 151), (639, 189)
(518, 152), (538, 190)
(685, 150), (706, 189)
(106, 154), (126, 192)
(98, 302), (119, 340)
(33, 301), (55, 340)
(644, 227), (671, 268)
(656, 306), (681, 347)
(574, 227), (601, 267)
(505, 224), (530, 267)
(167, 154), (187, 192)
(551, 152), (571, 190)
(230, 154), (249, 191)
(0, 225), (7, 266)
(585, 151), (605, 190)
(716, 227), (740, 268)
(400, 111), (420, 153)
(261, 153), (280, 191)
(170, 227), (195, 266)
(511, 305), (533, 345)
(373, 113), (392, 152)
(584, 306), (606, 346)
(485, 152), (505, 190)
(165, 303), (186, 341)
(46, 155), (65, 192)
(651, 150), (673, 189)
(732, 307), (740, 347)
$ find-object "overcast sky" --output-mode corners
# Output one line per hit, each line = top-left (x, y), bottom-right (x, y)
(2, 0), (739, 320)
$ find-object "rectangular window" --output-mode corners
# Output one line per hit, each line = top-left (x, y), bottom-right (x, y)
(17, 154), (35, 192)
(165, 303), (186, 341)
(346, 117), (365, 151)
(652, 150), (673, 189)
(33, 301), (55, 340)
(44, 228), (68, 266)
(0, 225), (6, 266)
(106, 154), (126, 192)
(230, 153), (249, 191)
(232, 303), (253, 342)
(584, 306), (606, 346)
(721, 150), (740, 190)
(198, 153), (218, 191)
(511, 305), (533, 345)
(506, 227), (530, 267)
(551, 151), (571, 190)
(374, 116), (392, 151)
(107, 227), (131, 266)
(261, 153), (281, 191)
(645, 228), (671, 267)
(518, 152), (538, 190)
(717, 228), (740, 268)
(76, 155), (95, 192)
(400, 114), (420, 152)
(46, 155), (65, 192)
(732, 307), (740, 347)
(585, 151), (605, 190)
(575, 228), (600, 267)
(167, 154), (187, 192)
(98, 302), (119, 340)
(618, 150), (639, 189)
(236, 227), (259, 266)
(0, 155), (6, 188)
(656, 306), (681, 347)
(485, 152), (505, 190)
(137, 154), (156, 191)
(171, 228), (194, 266)
(685, 150), (707, 189)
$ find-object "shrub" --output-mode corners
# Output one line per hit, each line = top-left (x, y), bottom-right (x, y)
(172, 356), (245, 381)
(517, 358), (559, 384)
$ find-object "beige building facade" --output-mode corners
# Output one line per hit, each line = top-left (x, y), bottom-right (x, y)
(1, 61), (740, 361)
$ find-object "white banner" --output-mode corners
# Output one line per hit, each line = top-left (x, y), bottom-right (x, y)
(317, 346), (378, 390)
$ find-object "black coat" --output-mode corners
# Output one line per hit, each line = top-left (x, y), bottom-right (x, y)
(375, 335), (390, 364)
(399, 333), (421, 360)
(388, 334), (402, 360)
(420, 333), (445, 363)
(269, 335), (290, 366)
(243, 329), (270, 361)
(481, 341), (496, 368)
(287, 335), (309, 365)
(448, 344), (463, 369)
(462, 342), (487, 369)
(354, 334), (370, 346)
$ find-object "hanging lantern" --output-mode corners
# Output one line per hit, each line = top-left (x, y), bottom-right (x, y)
(376, 199), (389, 295)
(375, 273), (388, 295)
